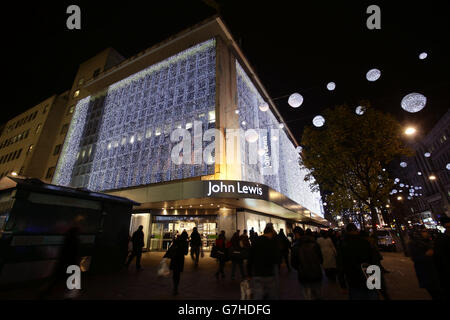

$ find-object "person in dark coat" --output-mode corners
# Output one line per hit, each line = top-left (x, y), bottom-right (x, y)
(189, 227), (202, 267)
(408, 226), (441, 299)
(276, 229), (291, 272)
(291, 227), (323, 300)
(337, 223), (378, 300)
(249, 227), (258, 245)
(230, 232), (245, 280)
(434, 217), (450, 300)
(215, 230), (230, 279)
(167, 230), (189, 295)
(247, 224), (281, 300)
(125, 225), (145, 270)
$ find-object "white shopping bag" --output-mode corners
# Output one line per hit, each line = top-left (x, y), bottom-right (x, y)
(240, 280), (252, 300)
(157, 258), (171, 277)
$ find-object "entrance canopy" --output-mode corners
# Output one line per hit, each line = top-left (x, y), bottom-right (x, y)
(106, 179), (330, 227)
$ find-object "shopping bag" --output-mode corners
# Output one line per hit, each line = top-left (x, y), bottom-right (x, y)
(157, 258), (171, 277)
(240, 280), (252, 300)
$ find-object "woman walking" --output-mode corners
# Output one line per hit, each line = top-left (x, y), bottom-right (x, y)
(215, 230), (230, 279)
(316, 229), (337, 281)
(166, 230), (189, 295)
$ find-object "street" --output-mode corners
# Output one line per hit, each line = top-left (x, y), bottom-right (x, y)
(0, 251), (431, 300)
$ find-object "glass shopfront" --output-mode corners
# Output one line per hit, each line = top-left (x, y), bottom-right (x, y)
(238, 211), (287, 235)
(129, 213), (151, 250)
(149, 215), (217, 251)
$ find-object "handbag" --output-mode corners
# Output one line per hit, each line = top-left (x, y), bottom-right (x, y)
(157, 258), (171, 277)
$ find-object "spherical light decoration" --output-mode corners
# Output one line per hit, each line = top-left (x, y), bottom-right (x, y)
(245, 129), (259, 143)
(400, 183), (404, 187)
(394, 178), (400, 183)
(447, 163), (450, 170)
(424, 152), (431, 158)
(418, 171), (422, 176)
(392, 189), (398, 194)
(419, 52), (428, 60)
(288, 93), (303, 108)
(401, 93), (427, 113)
(327, 82), (336, 91)
(259, 102), (269, 112)
(366, 68), (381, 82)
(400, 162), (407, 168)
(355, 106), (366, 115)
(312, 115), (325, 127)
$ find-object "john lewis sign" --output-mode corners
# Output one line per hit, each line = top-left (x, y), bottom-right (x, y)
(205, 181), (267, 200)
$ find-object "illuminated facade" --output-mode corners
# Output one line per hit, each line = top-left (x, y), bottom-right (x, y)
(53, 17), (328, 248)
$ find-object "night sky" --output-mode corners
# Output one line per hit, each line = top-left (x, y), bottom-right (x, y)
(2, 1), (449, 140)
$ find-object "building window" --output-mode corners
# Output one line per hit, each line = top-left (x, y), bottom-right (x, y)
(35, 123), (42, 135)
(43, 104), (49, 114)
(60, 123), (69, 135)
(73, 90), (80, 98)
(46, 166), (56, 179)
(53, 144), (62, 156)
(68, 105), (75, 115)
(15, 149), (22, 159)
(93, 68), (101, 78)
(27, 145), (34, 154)
(78, 78), (84, 86)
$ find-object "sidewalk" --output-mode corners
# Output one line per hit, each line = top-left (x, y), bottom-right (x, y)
(0, 251), (431, 300)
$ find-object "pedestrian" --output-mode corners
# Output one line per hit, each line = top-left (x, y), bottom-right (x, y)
(215, 230), (230, 279)
(165, 230), (189, 295)
(337, 223), (378, 300)
(125, 225), (145, 270)
(249, 227), (258, 245)
(247, 224), (280, 300)
(291, 227), (323, 300)
(408, 226), (442, 300)
(189, 227), (202, 268)
(230, 232), (245, 280)
(276, 228), (291, 272)
(239, 229), (251, 249)
(317, 229), (337, 281)
(434, 216), (450, 300)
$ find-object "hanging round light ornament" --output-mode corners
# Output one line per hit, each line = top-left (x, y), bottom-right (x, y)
(419, 52), (428, 60)
(400, 183), (404, 187)
(400, 162), (407, 168)
(418, 171), (422, 176)
(401, 93), (427, 113)
(366, 68), (381, 82)
(245, 129), (259, 143)
(259, 102), (269, 112)
(327, 82), (336, 91)
(288, 93), (303, 108)
(312, 115), (325, 127)
(355, 106), (366, 115)
(447, 163), (450, 170)
(424, 152), (431, 158)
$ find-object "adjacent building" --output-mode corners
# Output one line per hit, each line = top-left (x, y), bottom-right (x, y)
(53, 16), (328, 250)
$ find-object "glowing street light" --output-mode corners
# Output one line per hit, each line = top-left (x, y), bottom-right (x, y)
(404, 127), (416, 135)
(429, 175), (437, 181)
(397, 196), (403, 201)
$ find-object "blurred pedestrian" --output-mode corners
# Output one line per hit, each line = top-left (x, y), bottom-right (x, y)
(291, 227), (323, 300)
(247, 224), (280, 300)
(125, 225), (145, 270)
(165, 230), (189, 295)
(317, 229), (337, 281)
(249, 227), (258, 245)
(409, 226), (441, 299)
(215, 230), (229, 279)
(189, 227), (202, 268)
(230, 232), (245, 280)
(337, 223), (378, 300)
(434, 217), (450, 300)
(276, 228), (291, 272)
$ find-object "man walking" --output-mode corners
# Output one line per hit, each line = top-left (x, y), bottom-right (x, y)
(247, 224), (280, 300)
(125, 225), (145, 270)
(189, 227), (202, 268)
(291, 227), (324, 300)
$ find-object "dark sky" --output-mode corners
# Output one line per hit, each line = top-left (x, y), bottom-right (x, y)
(2, 1), (449, 140)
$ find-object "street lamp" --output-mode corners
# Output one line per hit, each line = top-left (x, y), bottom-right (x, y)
(429, 175), (437, 181)
(404, 127), (417, 135)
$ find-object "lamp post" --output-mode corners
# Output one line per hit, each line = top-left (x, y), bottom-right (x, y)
(404, 127), (450, 218)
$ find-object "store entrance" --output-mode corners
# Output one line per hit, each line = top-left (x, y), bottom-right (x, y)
(149, 215), (217, 251)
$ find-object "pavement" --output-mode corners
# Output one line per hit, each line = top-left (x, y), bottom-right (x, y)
(0, 251), (431, 300)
